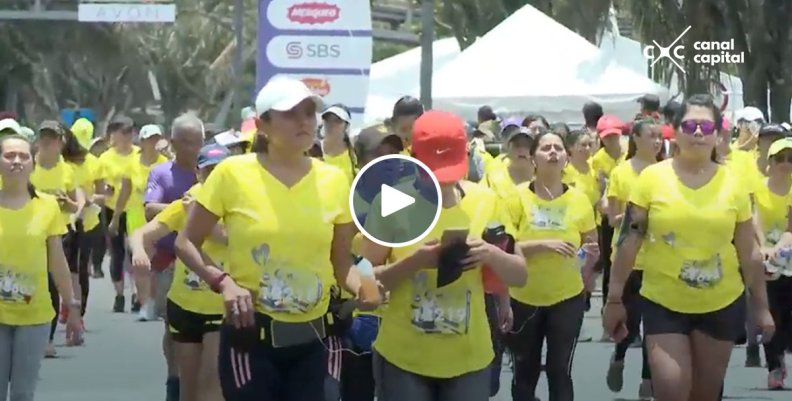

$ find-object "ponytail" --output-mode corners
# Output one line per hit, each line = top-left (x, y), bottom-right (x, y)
(27, 182), (38, 198)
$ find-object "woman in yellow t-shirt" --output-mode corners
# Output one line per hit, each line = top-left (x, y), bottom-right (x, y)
(604, 94), (775, 401)
(174, 78), (380, 401)
(360, 111), (526, 401)
(113, 124), (168, 317)
(32, 121), (86, 354)
(753, 137), (792, 389)
(563, 130), (599, 211)
(61, 126), (106, 326)
(320, 104), (357, 182)
(508, 131), (599, 401)
(0, 134), (82, 399)
(97, 115), (140, 312)
(130, 144), (230, 401)
(604, 119), (663, 397)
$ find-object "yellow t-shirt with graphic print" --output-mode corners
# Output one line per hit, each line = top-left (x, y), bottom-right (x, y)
(70, 154), (103, 231)
(98, 146), (140, 211)
(481, 166), (524, 226)
(127, 153), (169, 232)
(197, 154), (352, 323)
(630, 161), (751, 314)
(754, 181), (790, 246)
(323, 150), (356, 184)
(31, 157), (76, 227)
(374, 182), (511, 379)
(510, 186), (596, 306)
(158, 184), (225, 316)
(591, 148), (626, 180)
(0, 195), (68, 325)
(606, 161), (646, 268)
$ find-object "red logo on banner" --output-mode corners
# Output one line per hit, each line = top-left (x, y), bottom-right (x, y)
(287, 2), (340, 24)
(301, 78), (331, 96)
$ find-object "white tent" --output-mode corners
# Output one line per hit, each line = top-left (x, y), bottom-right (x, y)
(431, 5), (669, 124)
(363, 38), (461, 125)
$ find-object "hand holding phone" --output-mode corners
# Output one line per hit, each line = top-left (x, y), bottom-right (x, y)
(437, 229), (470, 288)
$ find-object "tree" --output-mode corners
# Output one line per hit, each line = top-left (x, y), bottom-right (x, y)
(621, 0), (792, 121)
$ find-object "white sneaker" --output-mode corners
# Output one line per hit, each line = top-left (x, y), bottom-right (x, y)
(137, 302), (157, 322)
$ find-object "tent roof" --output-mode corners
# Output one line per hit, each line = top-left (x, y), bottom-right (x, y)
(432, 5), (668, 121)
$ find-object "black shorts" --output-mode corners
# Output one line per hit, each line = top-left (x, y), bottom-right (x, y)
(166, 299), (223, 343)
(641, 293), (746, 342)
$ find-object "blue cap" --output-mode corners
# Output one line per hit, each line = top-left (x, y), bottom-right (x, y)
(197, 144), (230, 169)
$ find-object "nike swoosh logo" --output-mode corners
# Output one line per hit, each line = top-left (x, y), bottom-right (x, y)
(436, 148), (450, 155)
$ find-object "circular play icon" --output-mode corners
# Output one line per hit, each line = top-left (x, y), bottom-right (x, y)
(350, 154), (442, 248)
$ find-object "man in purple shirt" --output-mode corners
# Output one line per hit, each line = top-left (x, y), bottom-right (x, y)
(142, 113), (203, 401)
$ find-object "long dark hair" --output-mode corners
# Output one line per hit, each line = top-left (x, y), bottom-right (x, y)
(626, 119), (664, 162)
(0, 134), (38, 198)
(251, 112), (270, 154)
(61, 124), (88, 163)
(672, 94), (721, 163)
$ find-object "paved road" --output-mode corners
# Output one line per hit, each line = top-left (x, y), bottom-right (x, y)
(37, 277), (790, 401)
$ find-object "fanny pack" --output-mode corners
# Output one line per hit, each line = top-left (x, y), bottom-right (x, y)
(345, 314), (380, 353)
(226, 313), (327, 351)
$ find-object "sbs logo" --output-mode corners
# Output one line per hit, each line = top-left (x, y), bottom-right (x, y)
(286, 42), (303, 59)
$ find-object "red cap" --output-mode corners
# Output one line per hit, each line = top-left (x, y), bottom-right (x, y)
(597, 115), (625, 138)
(411, 110), (468, 184)
(661, 124), (675, 140)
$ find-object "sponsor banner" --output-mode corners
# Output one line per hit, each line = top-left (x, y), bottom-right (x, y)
(271, 74), (369, 110)
(266, 0), (370, 31)
(267, 36), (373, 70)
(258, 0), (372, 119)
(78, 3), (176, 23)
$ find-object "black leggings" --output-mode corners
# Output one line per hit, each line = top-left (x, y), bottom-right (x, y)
(48, 273), (59, 342)
(764, 277), (792, 372)
(485, 293), (506, 397)
(76, 222), (100, 315)
(507, 294), (585, 401)
(613, 271), (651, 380)
(104, 208), (127, 283)
(598, 218), (614, 302)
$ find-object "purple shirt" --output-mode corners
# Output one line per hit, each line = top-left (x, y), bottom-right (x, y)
(144, 161), (197, 252)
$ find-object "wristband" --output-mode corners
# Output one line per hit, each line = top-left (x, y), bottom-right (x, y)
(209, 272), (230, 294)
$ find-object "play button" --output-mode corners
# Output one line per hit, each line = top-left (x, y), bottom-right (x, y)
(350, 154), (441, 248)
(380, 184), (415, 217)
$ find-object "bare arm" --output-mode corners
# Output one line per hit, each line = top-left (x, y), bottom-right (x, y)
(144, 203), (169, 221)
(364, 238), (437, 291)
(607, 196), (623, 228)
(734, 220), (769, 310)
(208, 223), (228, 246)
(174, 203), (224, 284)
(607, 204), (646, 301)
(330, 223), (364, 296)
(129, 220), (172, 261)
(113, 178), (133, 215)
(480, 243), (527, 287)
(47, 236), (76, 304)
(91, 179), (107, 206)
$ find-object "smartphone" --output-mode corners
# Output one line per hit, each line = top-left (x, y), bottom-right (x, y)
(441, 228), (469, 247)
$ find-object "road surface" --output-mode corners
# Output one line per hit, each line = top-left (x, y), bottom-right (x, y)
(37, 276), (790, 401)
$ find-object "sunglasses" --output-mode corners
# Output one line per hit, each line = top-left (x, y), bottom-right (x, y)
(680, 120), (717, 136)
(772, 153), (792, 164)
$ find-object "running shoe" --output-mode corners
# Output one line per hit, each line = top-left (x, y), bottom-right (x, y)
(92, 270), (105, 279)
(638, 379), (653, 400)
(131, 294), (141, 313)
(113, 295), (125, 313)
(768, 368), (785, 390)
(606, 352), (625, 392)
(137, 302), (157, 322)
(746, 344), (762, 368)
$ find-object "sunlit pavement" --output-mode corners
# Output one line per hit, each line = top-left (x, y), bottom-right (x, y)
(36, 271), (791, 401)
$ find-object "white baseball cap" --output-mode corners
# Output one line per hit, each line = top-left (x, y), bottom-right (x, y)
(254, 77), (324, 116)
(736, 106), (765, 123)
(322, 105), (351, 124)
(139, 124), (163, 139)
(0, 118), (22, 135)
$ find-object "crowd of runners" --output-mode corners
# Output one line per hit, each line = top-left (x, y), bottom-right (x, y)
(0, 77), (791, 401)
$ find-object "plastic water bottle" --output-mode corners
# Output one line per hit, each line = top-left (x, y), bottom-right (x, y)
(482, 223), (510, 295)
(576, 248), (587, 271)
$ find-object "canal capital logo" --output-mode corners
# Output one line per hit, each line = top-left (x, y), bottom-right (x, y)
(643, 26), (745, 74)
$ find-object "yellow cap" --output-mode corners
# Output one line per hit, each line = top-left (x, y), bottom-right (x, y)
(71, 118), (94, 150)
(768, 137), (792, 158)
